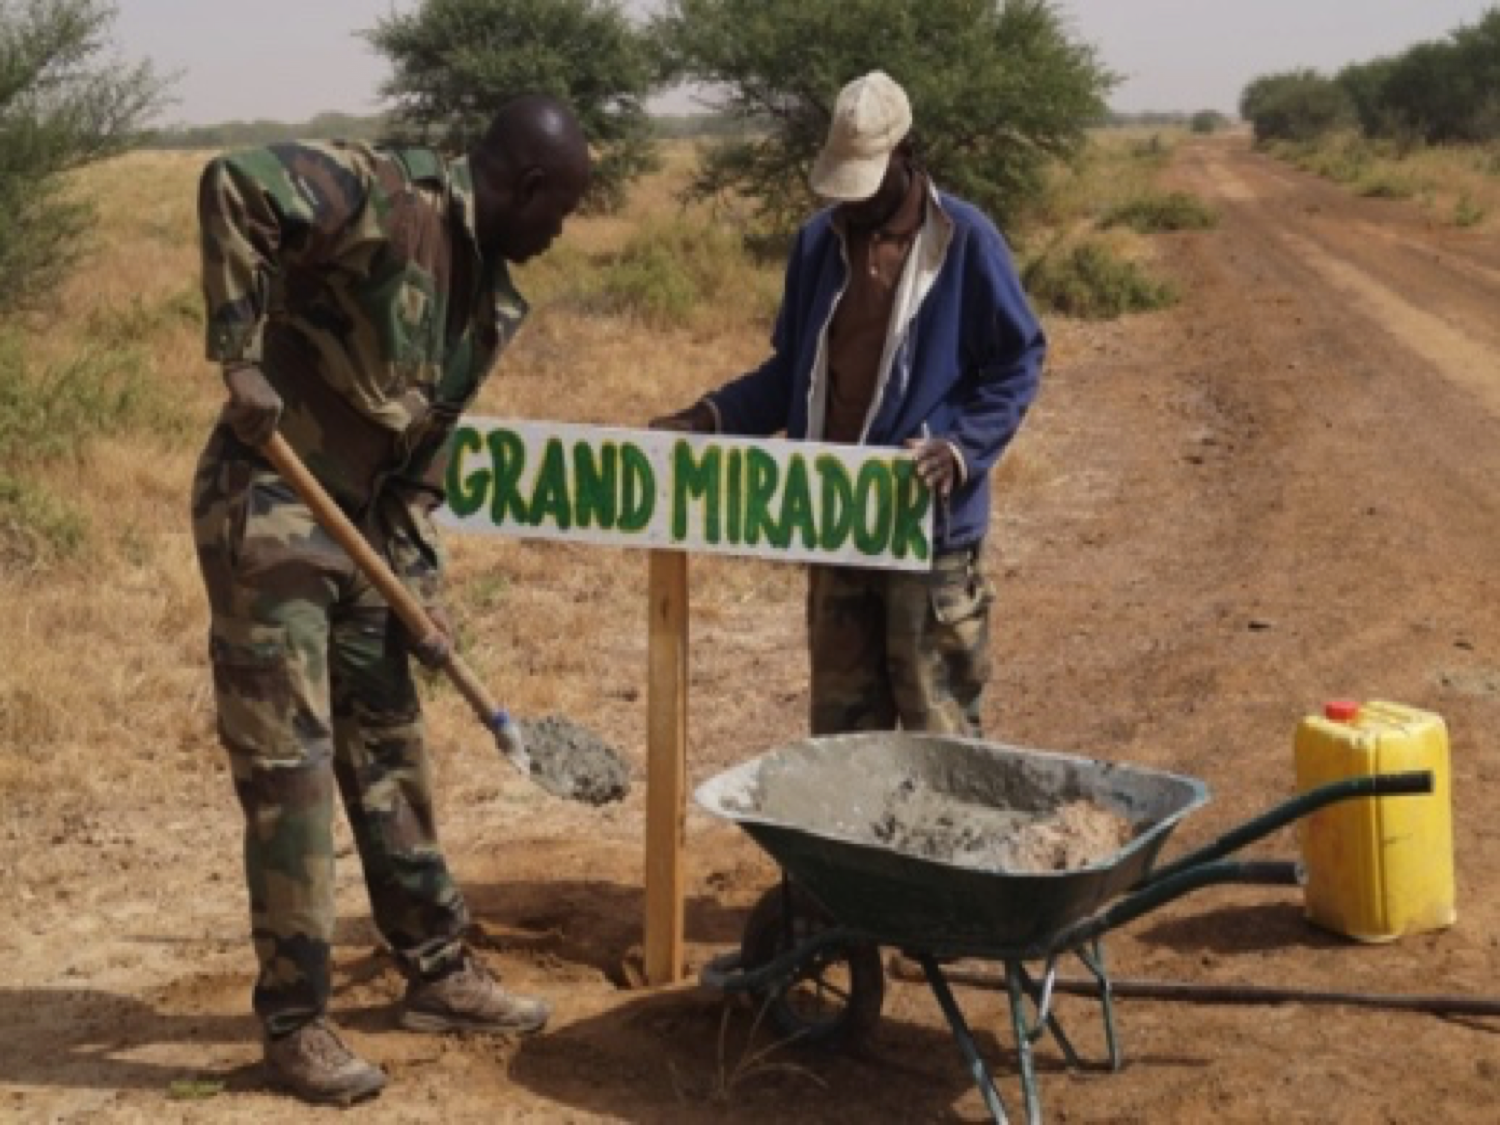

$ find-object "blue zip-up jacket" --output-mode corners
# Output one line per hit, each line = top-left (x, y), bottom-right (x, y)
(706, 186), (1045, 553)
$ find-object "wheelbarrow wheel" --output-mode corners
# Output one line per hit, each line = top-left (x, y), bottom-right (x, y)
(739, 881), (884, 1048)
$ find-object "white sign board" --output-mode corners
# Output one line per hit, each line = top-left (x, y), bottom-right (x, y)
(437, 418), (934, 571)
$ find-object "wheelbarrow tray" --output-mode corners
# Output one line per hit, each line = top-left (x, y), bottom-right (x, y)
(694, 732), (1209, 959)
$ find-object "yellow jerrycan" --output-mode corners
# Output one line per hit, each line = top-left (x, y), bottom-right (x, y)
(1294, 700), (1456, 941)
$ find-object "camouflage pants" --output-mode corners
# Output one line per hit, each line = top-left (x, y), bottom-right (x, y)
(190, 427), (467, 1037)
(806, 544), (995, 737)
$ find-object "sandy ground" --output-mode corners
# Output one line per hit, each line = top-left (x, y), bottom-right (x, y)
(4, 134), (1500, 1123)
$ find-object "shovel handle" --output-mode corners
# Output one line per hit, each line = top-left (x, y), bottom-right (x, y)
(260, 431), (507, 731)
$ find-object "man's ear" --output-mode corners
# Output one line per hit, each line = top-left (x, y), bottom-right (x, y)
(515, 166), (547, 210)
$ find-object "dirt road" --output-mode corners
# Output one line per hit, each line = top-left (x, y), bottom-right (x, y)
(3, 134), (1498, 1123)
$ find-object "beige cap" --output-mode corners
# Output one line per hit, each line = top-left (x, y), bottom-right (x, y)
(809, 71), (912, 201)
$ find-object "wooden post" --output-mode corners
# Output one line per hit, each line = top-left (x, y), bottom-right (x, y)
(645, 549), (689, 984)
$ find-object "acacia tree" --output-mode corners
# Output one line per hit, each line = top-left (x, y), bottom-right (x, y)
(654, 0), (1114, 241)
(1240, 70), (1354, 144)
(0, 0), (168, 314)
(366, 0), (661, 210)
(1359, 10), (1500, 144)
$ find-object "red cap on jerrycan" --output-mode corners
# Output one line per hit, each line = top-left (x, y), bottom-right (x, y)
(1324, 699), (1361, 722)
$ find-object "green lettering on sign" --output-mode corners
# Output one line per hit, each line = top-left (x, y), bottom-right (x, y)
(672, 442), (721, 543)
(441, 420), (933, 572)
(529, 438), (572, 530)
(889, 459), (931, 561)
(726, 448), (743, 545)
(573, 442), (618, 529)
(619, 443), (655, 532)
(815, 454), (854, 551)
(447, 427), (488, 518)
(853, 461), (893, 555)
(487, 428), (528, 526)
(743, 448), (779, 546)
(776, 454), (817, 549)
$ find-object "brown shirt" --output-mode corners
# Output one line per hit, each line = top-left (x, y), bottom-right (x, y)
(824, 170), (928, 443)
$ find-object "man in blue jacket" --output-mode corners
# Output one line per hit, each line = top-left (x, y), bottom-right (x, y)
(653, 70), (1045, 737)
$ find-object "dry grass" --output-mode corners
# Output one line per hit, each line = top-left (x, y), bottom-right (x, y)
(1272, 133), (1500, 231)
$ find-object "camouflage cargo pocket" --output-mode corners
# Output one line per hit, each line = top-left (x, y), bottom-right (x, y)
(209, 617), (305, 762)
(930, 559), (995, 627)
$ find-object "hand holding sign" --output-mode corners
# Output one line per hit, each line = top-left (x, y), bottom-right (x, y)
(906, 437), (961, 499)
(649, 401), (716, 434)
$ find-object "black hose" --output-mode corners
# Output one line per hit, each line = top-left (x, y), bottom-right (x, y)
(887, 958), (1500, 1017)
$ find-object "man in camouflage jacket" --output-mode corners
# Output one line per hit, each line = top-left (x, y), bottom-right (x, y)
(191, 94), (590, 1106)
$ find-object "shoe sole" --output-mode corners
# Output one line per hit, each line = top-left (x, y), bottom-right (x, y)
(267, 1073), (386, 1107)
(399, 1009), (549, 1036)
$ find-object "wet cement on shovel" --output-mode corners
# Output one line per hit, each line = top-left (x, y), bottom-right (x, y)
(519, 714), (632, 805)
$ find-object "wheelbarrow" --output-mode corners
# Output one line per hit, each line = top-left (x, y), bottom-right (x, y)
(695, 732), (1432, 1124)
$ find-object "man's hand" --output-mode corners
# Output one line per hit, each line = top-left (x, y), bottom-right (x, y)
(649, 400), (716, 433)
(223, 362), (283, 447)
(906, 438), (961, 499)
(408, 604), (455, 669)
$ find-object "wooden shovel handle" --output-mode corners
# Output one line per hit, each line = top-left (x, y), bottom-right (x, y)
(261, 431), (505, 727)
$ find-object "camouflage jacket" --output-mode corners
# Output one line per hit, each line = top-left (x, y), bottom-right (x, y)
(199, 140), (527, 510)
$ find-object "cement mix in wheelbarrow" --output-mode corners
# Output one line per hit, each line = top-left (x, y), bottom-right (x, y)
(726, 734), (1136, 873)
(872, 775), (1133, 872)
(518, 714), (631, 805)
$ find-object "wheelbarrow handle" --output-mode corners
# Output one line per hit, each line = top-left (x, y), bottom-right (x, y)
(1045, 771), (1434, 956)
(1142, 770), (1433, 889)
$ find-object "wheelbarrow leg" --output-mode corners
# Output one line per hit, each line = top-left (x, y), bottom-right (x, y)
(917, 954), (1013, 1125)
(1074, 939), (1122, 1071)
(1005, 962), (1045, 1125)
(1014, 958), (1087, 1070)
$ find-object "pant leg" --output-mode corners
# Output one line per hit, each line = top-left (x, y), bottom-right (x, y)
(884, 545), (995, 737)
(192, 429), (343, 1037)
(806, 564), (897, 735)
(329, 581), (468, 980)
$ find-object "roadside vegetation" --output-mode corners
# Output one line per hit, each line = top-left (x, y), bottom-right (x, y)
(1268, 136), (1498, 230)
(1239, 6), (1500, 230)
(0, 0), (169, 572)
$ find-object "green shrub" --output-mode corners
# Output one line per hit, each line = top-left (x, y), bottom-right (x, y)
(1241, 69), (1354, 143)
(0, 343), (165, 466)
(0, 473), (88, 569)
(1356, 173), (1417, 199)
(1101, 191), (1218, 232)
(82, 289), (201, 343)
(600, 236), (699, 325)
(0, 330), (178, 567)
(1454, 192), (1486, 227)
(598, 218), (774, 328)
(1022, 240), (1176, 320)
(0, 0), (168, 315)
(1274, 135), (1372, 183)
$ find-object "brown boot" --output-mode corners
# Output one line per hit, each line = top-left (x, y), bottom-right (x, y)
(401, 953), (551, 1035)
(263, 1017), (386, 1106)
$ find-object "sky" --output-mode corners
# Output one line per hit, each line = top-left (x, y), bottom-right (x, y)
(112, 0), (1497, 127)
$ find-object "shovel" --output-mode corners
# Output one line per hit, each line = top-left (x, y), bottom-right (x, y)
(261, 431), (532, 777)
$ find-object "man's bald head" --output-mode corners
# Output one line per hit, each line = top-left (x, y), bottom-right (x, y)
(471, 94), (591, 263)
